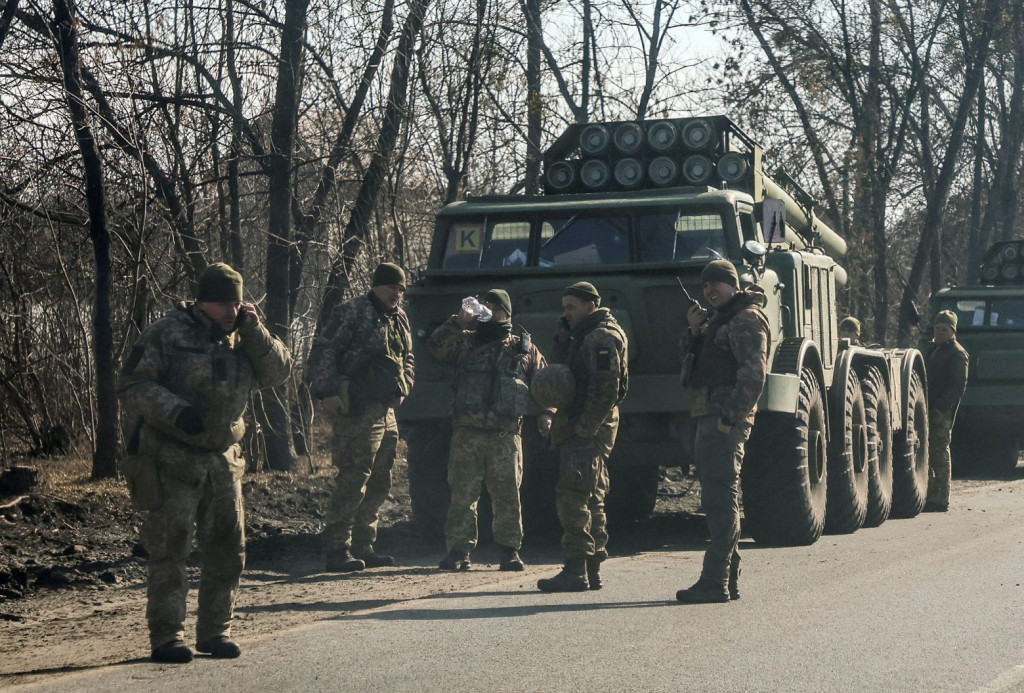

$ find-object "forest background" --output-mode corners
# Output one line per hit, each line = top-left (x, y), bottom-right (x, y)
(0, 0), (1020, 476)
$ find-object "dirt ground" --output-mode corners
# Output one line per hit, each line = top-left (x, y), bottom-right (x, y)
(0, 450), (705, 687)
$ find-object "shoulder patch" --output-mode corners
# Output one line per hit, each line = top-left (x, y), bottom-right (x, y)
(597, 347), (612, 371)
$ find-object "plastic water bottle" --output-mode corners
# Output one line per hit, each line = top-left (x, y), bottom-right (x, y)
(462, 296), (492, 322)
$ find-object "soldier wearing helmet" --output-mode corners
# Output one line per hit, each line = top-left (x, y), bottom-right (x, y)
(923, 309), (969, 512)
(429, 289), (551, 572)
(537, 281), (629, 593)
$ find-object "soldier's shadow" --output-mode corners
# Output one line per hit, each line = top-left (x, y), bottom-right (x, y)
(338, 599), (674, 622)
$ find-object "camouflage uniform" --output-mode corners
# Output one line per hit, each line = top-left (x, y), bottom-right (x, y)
(307, 291), (414, 554)
(682, 289), (769, 592)
(118, 303), (292, 649)
(552, 308), (629, 560)
(924, 337), (969, 507)
(430, 317), (547, 553)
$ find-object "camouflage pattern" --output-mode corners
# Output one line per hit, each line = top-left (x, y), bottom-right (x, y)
(118, 302), (292, 648)
(430, 316), (548, 552)
(445, 425), (524, 552)
(694, 415), (752, 589)
(681, 290), (769, 591)
(682, 290), (770, 426)
(927, 408), (954, 506)
(925, 337), (968, 506)
(308, 291), (415, 554)
(307, 292), (415, 406)
(323, 402), (399, 552)
(530, 364), (576, 410)
(552, 308), (628, 559)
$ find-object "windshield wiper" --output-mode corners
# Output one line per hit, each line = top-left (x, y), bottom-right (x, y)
(540, 213), (579, 249)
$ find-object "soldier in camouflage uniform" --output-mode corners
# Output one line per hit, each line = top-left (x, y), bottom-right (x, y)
(538, 281), (628, 593)
(307, 262), (415, 572)
(675, 260), (769, 604)
(118, 263), (292, 663)
(924, 309), (969, 512)
(429, 289), (551, 572)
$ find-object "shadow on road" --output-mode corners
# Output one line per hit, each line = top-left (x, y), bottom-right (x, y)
(338, 599), (675, 621)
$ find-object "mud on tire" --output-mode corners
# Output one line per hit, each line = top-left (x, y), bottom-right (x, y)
(742, 367), (827, 546)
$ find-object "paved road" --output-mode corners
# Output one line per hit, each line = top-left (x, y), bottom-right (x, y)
(12, 478), (1024, 693)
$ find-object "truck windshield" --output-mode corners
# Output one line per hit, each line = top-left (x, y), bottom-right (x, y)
(440, 210), (727, 269)
(936, 297), (1024, 328)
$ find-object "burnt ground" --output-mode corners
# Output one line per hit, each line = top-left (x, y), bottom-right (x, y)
(0, 449), (706, 686)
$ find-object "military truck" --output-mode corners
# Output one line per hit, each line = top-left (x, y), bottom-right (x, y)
(400, 115), (930, 546)
(928, 241), (1024, 472)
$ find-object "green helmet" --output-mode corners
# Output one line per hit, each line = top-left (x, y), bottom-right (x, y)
(530, 364), (576, 409)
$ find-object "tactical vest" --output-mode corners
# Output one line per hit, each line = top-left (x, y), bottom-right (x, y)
(452, 336), (532, 428)
(565, 311), (629, 420)
(689, 294), (765, 389)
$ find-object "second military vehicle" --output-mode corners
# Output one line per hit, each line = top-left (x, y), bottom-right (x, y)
(400, 115), (930, 545)
(928, 241), (1024, 472)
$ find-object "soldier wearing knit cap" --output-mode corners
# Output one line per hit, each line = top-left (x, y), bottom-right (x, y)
(307, 261), (415, 571)
(538, 281), (628, 593)
(923, 309), (969, 512)
(429, 287), (550, 572)
(675, 259), (769, 604)
(839, 317), (862, 345)
(118, 262), (292, 662)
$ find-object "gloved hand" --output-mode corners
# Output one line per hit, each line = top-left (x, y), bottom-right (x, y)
(175, 407), (206, 435)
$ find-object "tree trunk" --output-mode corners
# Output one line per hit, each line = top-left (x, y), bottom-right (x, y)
(524, 0), (542, 194)
(52, 0), (118, 479)
(261, 0), (310, 472)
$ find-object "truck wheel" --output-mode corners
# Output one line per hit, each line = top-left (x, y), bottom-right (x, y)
(742, 367), (827, 546)
(406, 419), (452, 541)
(606, 463), (660, 525)
(862, 366), (893, 527)
(825, 371), (868, 534)
(891, 370), (929, 518)
(521, 422), (560, 535)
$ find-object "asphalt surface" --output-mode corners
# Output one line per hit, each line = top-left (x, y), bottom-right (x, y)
(10, 478), (1024, 693)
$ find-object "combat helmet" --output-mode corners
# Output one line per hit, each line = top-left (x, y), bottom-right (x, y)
(531, 364), (576, 409)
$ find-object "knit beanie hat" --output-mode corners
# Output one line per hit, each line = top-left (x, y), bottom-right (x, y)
(935, 310), (957, 331)
(482, 289), (513, 317)
(700, 259), (739, 288)
(372, 262), (406, 288)
(196, 263), (244, 302)
(839, 317), (862, 336)
(563, 281), (601, 305)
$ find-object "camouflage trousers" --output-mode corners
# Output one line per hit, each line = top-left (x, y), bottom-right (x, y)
(141, 443), (246, 649)
(556, 409), (618, 559)
(927, 408), (954, 506)
(324, 403), (398, 552)
(446, 424), (524, 553)
(694, 415), (751, 588)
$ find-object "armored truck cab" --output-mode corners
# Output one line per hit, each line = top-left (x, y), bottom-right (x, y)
(928, 241), (1024, 471)
(401, 116), (930, 545)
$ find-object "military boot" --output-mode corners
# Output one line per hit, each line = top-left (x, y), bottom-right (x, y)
(196, 635), (241, 659)
(353, 546), (395, 568)
(325, 546), (365, 572)
(439, 550), (471, 571)
(728, 554), (741, 601)
(151, 638), (194, 663)
(537, 558), (589, 592)
(675, 579), (729, 604)
(498, 546), (525, 571)
(585, 554), (604, 590)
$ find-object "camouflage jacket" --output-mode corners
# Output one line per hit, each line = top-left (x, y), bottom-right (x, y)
(307, 291), (415, 407)
(118, 303), (292, 454)
(555, 308), (629, 442)
(682, 289), (770, 425)
(925, 338), (969, 413)
(430, 316), (549, 431)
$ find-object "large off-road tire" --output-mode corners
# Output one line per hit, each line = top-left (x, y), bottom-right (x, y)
(606, 462), (660, 526)
(406, 418), (453, 541)
(742, 367), (827, 546)
(862, 366), (893, 528)
(891, 370), (929, 518)
(520, 421), (560, 535)
(824, 371), (868, 534)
